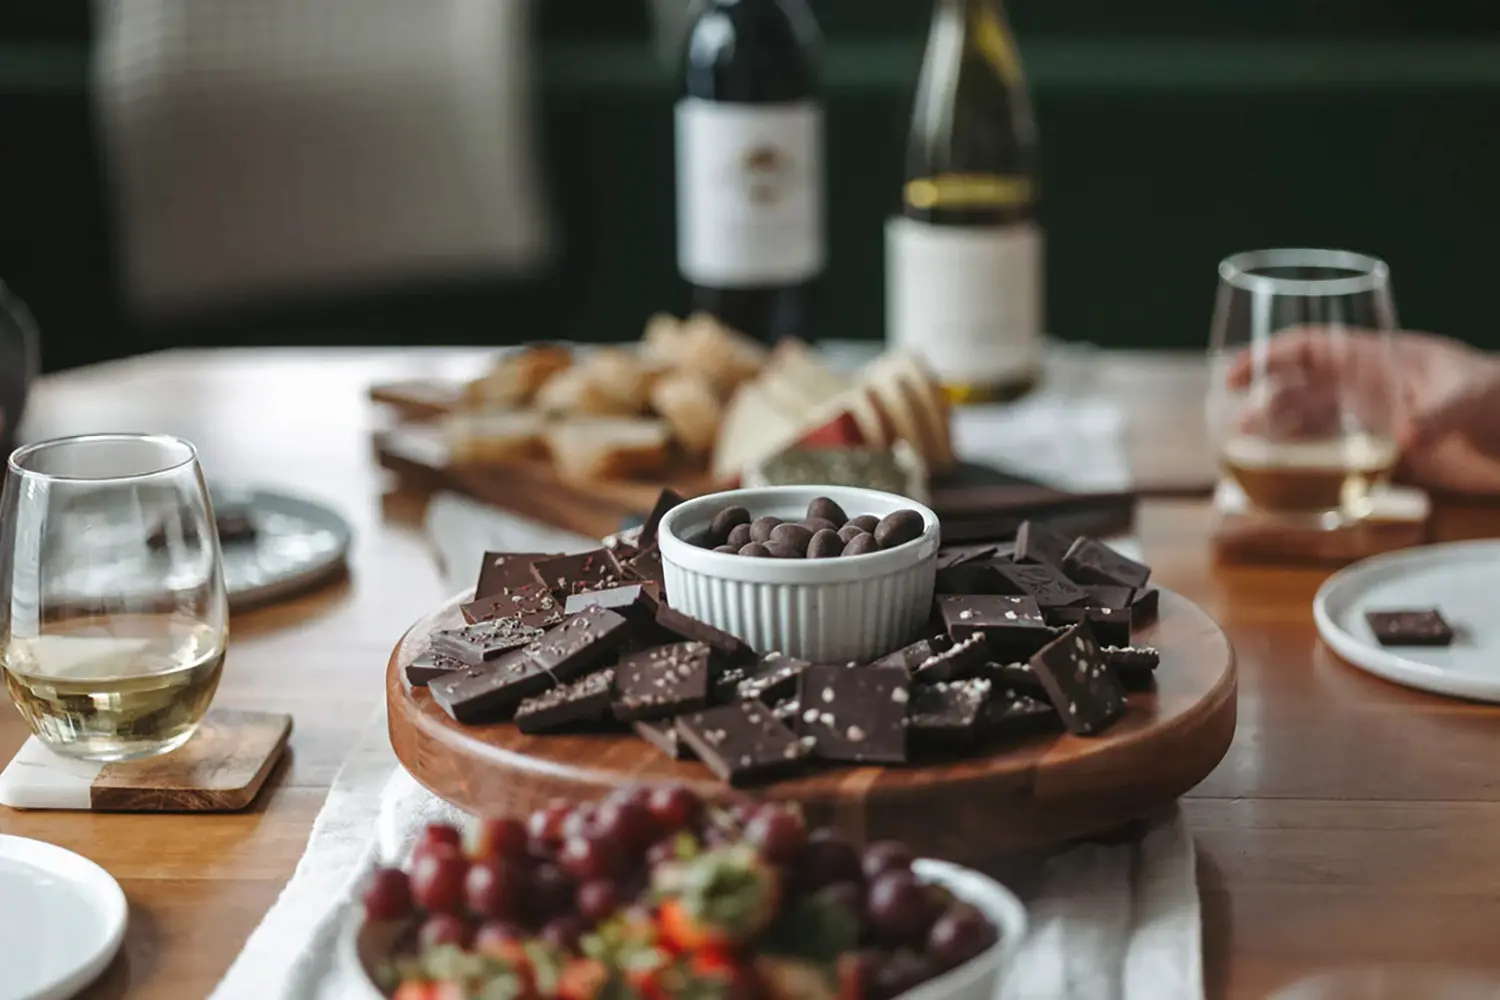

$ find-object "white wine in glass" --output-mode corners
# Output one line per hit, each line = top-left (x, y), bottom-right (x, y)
(1206, 249), (1403, 523)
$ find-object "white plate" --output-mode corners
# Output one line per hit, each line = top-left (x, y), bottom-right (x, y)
(0, 835), (127, 1000)
(1313, 540), (1500, 702)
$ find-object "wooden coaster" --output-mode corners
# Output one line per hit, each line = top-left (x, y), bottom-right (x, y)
(1212, 480), (1430, 565)
(0, 709), (291, 812)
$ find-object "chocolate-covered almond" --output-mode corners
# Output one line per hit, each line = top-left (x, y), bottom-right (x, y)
(749, 516), (783, 544)
(726, 523), (753, 549)
(713, 544), (738, 554)
(807, 497), (849, 527)
(763, 540), (803, 559)
(837, 524), (869, 545)
(874, 509), (924, 549)
(769, 523), (814, 555)
(801, 517), (839, 536)
(738, 542), (773, 558)
(847, 514), (879, 533)
(841, 532), (880, 557)
(807, 529), (843, 559)
(710, 505), (752, 542)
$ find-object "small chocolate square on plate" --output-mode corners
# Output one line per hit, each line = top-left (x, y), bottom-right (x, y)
(993, 562), (1090, 609)
(675, 702), (810, 787)
(406, 649), (464, 687)
(1366, 609), (1454, 647)
(612, 642), (712, 722)
(1062, 538), (1152, 590)
(475, 552), (557, 601)
(982, 689), (1061, 741)
(795, 664), (910, 764)
(1131, 588), (1160, 625)
(1028, 621), (1127, 736)
(431, 617), (547, 665)
(429, 648), (553, 724)
(1103, 645), (1161, 688)
(655, 605), (753, 664)
(460, 582), (566, 630)
(911, 633), (991, 684)
(736, 653), (813, 703)
(939, 595), (1051, 660)
(515, 669), (616, 733)
(907, 678), (992, 749)
(1043, 605), (1131, 648)
(634, 718), (694, 760)
(1013, 520), (1074, 568)
(530, 549), (630, 599)
(869, 636), (951, 672)
(527, 605), (633, 683)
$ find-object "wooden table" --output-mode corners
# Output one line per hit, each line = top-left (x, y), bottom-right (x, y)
(2, 347), (1497, 1000)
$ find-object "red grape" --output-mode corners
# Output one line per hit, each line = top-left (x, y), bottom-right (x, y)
(464, 860), (524, 920)
(410, 850), (470, 915)
(647, 784), (703, 833)
(561, 804), (599, 842)
(560, 835), (626, 882)
(576, 879), (621, 923)
(541, 915), (587, 955)
(529, 862), (576, 923)
(527, 800), (572, 855)
(866, 871), (939, 947)
(745, 806), (807, 866)
(927, 904), (999, 971)
(646, 837), (683, 869)
(470, 817), (529, 864)
(596, 797), (659, 855)
(412, 825), (464, 867)
(474, 920), (525, 954)
(861, 840), (915, 881)
(362, 867), (415, 922)
(418, 912), (470, 950)
(800, 830), (864, 891)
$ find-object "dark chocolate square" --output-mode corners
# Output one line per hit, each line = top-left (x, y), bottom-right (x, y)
(1043, 605), (1131, 648)
(982, 689), (1061, 741)
(907, 678), (992, 749)
(1028, 622), (1127, 736)
(936, 544), (998, 571)
(976, 660), (1045, 697)
(1083, 585), (1135, 610)
(612, 642), (712, 722)
(1013, 520), (1074, 568)
(634, 719), (694, 760)
(794, 664), (910, 764)
(431, 618), (546, 665)
(563, 582), (661, 624)
(460, 583), (566, 630)
(869, 636), (951, 672)
(1103, 645), (1160, 688)
(711, 665), (750, 704)
(935, 560), (1008, 596)
(638, 489), (685, 548)
(406, 649), (464, 687)
(530, 549), (631, 599)
(911, 633), (991, 684)
(515, 669), (616, 733)
(429, 648), (554, 724)
(475, 552), (555, 601)
(736, 653), (813, 703)
(527, 605), (632, 683)
(993, 562), (1090, 609)
(675, 702), (811, 787)
(1062, 538), (1152, 590)
(1366, 609), (1454, 647)
(938, 594), (1052, 660)
(624, 546), (667, 591)
(656, 605), (753, 664)
(1130, 588), (1160, 626)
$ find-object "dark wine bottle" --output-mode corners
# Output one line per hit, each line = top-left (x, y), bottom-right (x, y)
(676, 0), (824, 344)
(887, 0), (1042, 402)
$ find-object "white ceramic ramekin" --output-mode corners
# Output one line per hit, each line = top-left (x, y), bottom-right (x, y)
(656, 485), (940, 664)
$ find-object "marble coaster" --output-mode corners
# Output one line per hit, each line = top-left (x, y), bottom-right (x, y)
(1212, 480), (1430, 565)
(0, 709), (291, 811)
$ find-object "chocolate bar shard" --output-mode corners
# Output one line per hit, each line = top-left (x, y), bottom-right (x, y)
(612, 642), (712, 722)
(634, 719), (694, 760)
(1366, 609), (1454, 647)
(563, 582), (661, 625)
(526, 605), (633, 683)
(1043, 605), (1131, 649)
(429, 649), (553, 724)
(736, 653), (813, 703)
(1013, 520), (1074, 568)
(795, 664), (910, 764)
(982, 689), (1062, 741)
(639, 489), (685, 548)
(530, 549), (631, 599)
(515, 669), (616, 733)
(939, 594), (1052, 661)
(1062, 537), (1152, 590)
(675, 702), (811, 787)
(912, 633), (990, 684)
(623, 546), (667, 591)
(993, 562), (1090, 609)
(977, 660), (1045, 697)
(406, 649), (465, 687)
(1103, 645), (1161, 688)
(431, 617), (546, 665)
(655, 604), (754, 664)
(869, 636), (951, 672)
(907, 677), (992, 749)
(475, 552), (555, 601)
(460, 582), (565, 630)
(936, 543), (999, 571)
(1028, 621), (1127, 736)
(1082, 585), (1135, 611)
(1130, 587), (1160, 626)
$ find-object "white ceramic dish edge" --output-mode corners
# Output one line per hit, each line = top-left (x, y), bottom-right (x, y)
(344, 856), (1028, 1000)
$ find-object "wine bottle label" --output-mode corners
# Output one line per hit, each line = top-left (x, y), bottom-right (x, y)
(675, 98), (824, 287)
(885, 216), (1043, 385)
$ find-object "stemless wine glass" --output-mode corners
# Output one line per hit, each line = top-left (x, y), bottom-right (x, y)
(1205, 248), (1404, 526)
(0, 434), (228, 761)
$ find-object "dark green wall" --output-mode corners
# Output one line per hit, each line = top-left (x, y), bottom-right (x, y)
(3, 1), (1500, 370)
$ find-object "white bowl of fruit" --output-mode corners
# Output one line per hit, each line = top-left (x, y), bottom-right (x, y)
(348, 784), (1027, 1000)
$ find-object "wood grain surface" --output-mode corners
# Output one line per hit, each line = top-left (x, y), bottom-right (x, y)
(89, 709), (293, 812)
(387, 590), (1236, 861)
(2, 347), (1500, 999)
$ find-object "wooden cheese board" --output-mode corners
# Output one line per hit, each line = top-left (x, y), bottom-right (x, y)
(386, 589), (1236, 863)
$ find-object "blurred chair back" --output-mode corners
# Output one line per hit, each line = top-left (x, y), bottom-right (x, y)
(94, 0), (553, 321)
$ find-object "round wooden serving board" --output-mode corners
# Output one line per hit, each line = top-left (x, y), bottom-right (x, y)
(387, 590), (1236, 862)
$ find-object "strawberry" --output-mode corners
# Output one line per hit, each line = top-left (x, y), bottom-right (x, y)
(653, 845), (781, 947)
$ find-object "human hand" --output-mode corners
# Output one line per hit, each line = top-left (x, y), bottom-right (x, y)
(1223, 327), (1500, 495)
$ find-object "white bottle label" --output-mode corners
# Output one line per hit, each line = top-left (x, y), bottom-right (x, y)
(886, 216), (1044, 385)
(676, 98), (824, 287)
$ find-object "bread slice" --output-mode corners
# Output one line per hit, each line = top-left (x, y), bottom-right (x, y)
(712, 380), (810, 480)
(677, 312), (768, 397)
(580, 346), (655, 413)
(650, 371), (724, 456)
(443, 411), (547, 465)
(762, 338), (851, 408)
(641, 312), (686, 365)
(534, 364), (643, 418)
(464, 344), (572, 409)
(547, 418), (672, 482)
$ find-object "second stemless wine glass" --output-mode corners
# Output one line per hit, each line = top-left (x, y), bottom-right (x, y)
(1205, 248), (1404, 525)
(0, 433), (228, 761)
